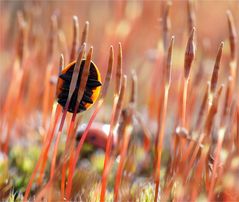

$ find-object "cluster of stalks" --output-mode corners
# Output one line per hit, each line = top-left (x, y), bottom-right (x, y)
(0, 1), (238, 201)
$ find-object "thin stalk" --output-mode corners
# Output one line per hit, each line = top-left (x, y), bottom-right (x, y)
(162, 1), (171, 51)
(100, 97), (118, 202)
(113, 77), (129, 202)
(190, 144), (210, 201)
(50, 104), (69, 179)
(154, 36), (174, 202)
(60, 112), (77, 197)
(134, 111), (151, 152)
(24, 103), (61, 200)
(210, 42), (224, 95)
(24, 53), (65, 199)
(154, 86), (169, 202)
(187, 0), (196, 34)
(180, 84), (210, 182)
(61, 47), (93, 197)
(38, 54), (65, 183)
(184, 86), (223, 181)
(208, 128), (226, 200)
(181, 79), (189, 127)
(226, 11), (237, 101)
(50, 44), (86, 179)
(38, 103), (62, 184)
(65, 46), (114, 199)
(100, 43), (123, 202)
(182, 27), (195, 127)
(195, 82), (210, 131)
(226, 10), (237, 63)
(236, 105), (239, 151)
(81, 21), (89, 45)
(42, 15), (57, 129)
(66, 100), (104, 199)
(69, 16), (79, 62)
(113, 124), (132, 202)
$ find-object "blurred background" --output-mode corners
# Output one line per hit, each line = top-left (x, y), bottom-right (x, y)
(0, 0), (238, 107)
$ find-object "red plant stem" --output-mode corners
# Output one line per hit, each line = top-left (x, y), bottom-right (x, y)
(190, 144), (209, 201)
(42, 64), (52, 130)
(135, 112), (151, 152)
(61, 103), (79, 197)
(208, 128), (225, 200)
(24, 103), (61, 200)
(61, 148), (75, 199)
(114, 125), (132, 201)
(236, 106), (239, 151)
(24, 152), (42, 201)
(182, 78), (189, 127)
(184, 133), (205, 179)
(154, 86), (169, 202)
(181, 139), (197, 181)
(38, 104), (62, 184)
(65, 99), (104, 199)
(100, 96), (118, 202)
(50, 101), (70, 180)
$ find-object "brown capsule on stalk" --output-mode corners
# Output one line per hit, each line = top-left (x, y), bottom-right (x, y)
(222, 76), (233, 120)
(130, 70), (137, 106)
(115, 43), (123, 96)
(16, 11), (27, 65)
(113, 75), (127, 127)
(187, 0), (196, 34)
(69, 16), (79, 62)
(67, 43), (86, 102)
(210, 42), (224, 94)
(195, 82), (210, 130)
(165, 36), (174, 86)
(101, 46), (114, 99)
(162, 1), (171, 51)
(226, 10), (237, 61)
(59, 54), (64, 75)
(184, 27), (196, 79)
(50, 54), (65, 91)
(76, 47), (93, 104)
(205, 84), (224, 135)
(81, 21), (89, 45)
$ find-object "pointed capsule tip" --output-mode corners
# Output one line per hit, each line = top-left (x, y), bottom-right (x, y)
(190, 27), (196, 39)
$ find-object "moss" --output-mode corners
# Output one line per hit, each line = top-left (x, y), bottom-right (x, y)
(7, 144), (41, 194)
(135, 183), (155, 202)
(0, 153), (9, 185)
(90, 151), (105, 173)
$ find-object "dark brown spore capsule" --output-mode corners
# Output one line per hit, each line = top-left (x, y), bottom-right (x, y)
(57, 60), (102, 113)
